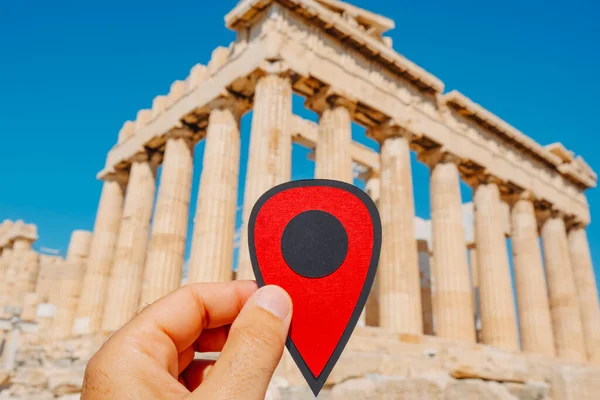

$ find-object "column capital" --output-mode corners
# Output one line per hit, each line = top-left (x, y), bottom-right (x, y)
(305, 86), (358, 115)
(502, 189), (536, 207)
(130, 150), (162, 166)
(566, 217), (587, 232)
(258, 60), (292, 78)
(103, 170), (129, 188)
(417, 147), (462, 169)
(466, 172), (504, 189)
(367, 119), (413, 144)
(165, 126), (194, 141)
(207, 91), (252, 120)
(536, 207), (567, 226)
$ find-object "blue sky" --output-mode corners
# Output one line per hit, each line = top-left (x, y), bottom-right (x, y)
(1, 0), (599, 286)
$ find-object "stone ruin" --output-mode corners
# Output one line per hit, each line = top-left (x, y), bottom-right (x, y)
(1, 0), (600, 398)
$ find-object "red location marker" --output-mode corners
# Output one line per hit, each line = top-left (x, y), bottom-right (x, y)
(248, 179), (382, 396)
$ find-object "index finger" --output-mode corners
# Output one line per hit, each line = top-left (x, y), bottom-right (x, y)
(118, 280), (258, 354)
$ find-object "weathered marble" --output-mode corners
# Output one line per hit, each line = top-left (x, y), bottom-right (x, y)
(140, 131), (194, 305)
(73, 175), (127, 335)
(237, 73), (292, 281)
(102, 154), (158, 332)
(568, 226), (600, 363)
(189, 101), (243, 284)
(473, 181), (518, 351)
(541, 215), (586, 362)
(509, 196), (555, 357)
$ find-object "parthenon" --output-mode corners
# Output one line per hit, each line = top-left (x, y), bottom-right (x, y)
(1, 0), (600, 398)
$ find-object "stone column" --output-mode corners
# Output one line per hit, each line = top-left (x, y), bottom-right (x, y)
(102, 153), (159, 332)
(541, 214), (586, 362)
(468, 246), (482, 343)
(421, 151), (475, 342)
(364, 171), (380, 327)
(189, 99), (244, 283)
(308, 90), (355, 183)
(0, 246), (14, 314)
(9, 238), (40, 312)
(509, 194), (555, 356)
(473, 180), (519, 350)
(237, 71), (292, 280)
(73, 173), (127, 335)
(52, 231), (92, 338)
(140, 129), (194, 305)
(568, 225), (600, 363)
(371, 126), (422, 334)
(419, 241), (435, 336)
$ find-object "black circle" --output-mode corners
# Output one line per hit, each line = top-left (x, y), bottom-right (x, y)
(281, 210), (348, 278)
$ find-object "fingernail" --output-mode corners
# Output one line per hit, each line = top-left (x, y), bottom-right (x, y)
(255, 286), (291, 320)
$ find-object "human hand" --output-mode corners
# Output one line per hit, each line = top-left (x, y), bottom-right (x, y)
(81, 281), (293, 399)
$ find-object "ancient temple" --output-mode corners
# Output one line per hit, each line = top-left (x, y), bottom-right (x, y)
(1, 0), (600, 398)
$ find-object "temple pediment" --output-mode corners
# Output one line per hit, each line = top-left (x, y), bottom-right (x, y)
(314, 0), (394, 36)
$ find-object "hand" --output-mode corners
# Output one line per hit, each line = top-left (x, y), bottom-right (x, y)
(81, 281), (293, 399)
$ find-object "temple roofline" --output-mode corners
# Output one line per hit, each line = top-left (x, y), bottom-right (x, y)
(225, 0), (444, 93)
(442, 90), (597, 189)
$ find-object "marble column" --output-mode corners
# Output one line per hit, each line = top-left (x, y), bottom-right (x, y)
(424, 152), (476, 342)
(510, 195), (555, 356)
(364, 171), (380, 327)
(468, 246), (482, 343)
(473, 181), (519, 350)
(468, 246), (479, 311)
(53, 230), (92, 338)
(73, 173), (127, 335)
(102, 153), (159, 332)
(237, 73), (292, 280)
(0, 246), (13, 314)
(189, 101), (243, 283)
(10, 238), (40, 312)
(373, 127), (422, 334)
(568, 225), (600, 363)
(541, 214), (586, 362)
(140, 130), (194, 305)
(313, 98), (354, 183)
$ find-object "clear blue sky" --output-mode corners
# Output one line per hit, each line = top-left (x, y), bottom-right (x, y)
(1, 1), (599, 286)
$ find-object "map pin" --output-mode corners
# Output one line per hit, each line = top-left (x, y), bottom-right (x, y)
(248, 179), (382, 396)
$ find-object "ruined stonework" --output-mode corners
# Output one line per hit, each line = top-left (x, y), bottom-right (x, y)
(2, 0), (600, 398)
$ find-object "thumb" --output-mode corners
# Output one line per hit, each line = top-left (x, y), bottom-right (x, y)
(191, 285), (292, 400)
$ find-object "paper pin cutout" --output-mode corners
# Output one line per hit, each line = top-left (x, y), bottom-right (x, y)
(248, 180), (382, 396)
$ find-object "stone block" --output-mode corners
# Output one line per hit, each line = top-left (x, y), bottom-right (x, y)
(505, 382), (551, 400)
(331, 376), (445, 400)
(11, 368), (47, 388)
(551, 364), (600, 400)
(445, 379), (517, 400)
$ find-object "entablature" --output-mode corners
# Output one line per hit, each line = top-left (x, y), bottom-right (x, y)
(225, 0), (443, 94)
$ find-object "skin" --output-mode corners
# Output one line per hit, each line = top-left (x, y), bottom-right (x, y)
(82, 281), (293, 399)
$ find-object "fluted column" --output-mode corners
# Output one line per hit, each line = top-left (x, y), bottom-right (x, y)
(73, 173), (127, 335)
(468, 246), (482, 343)
(237, 72), (292, 280)
(53, 230), (92, 338)
(473, 180), (519, 350)
(509, 194), (555, 356)
(541, 214), (586, 362)
(371, 127), (422, 333)
(102, 153), (158, 332)
(310, 93), (354, 183)
(140, 130), (194, 305)
(421, 151), (475, 342)
(0, 247), (14, 314)
(568, 225), (600, 363)
(189, 99), (244, 283)
(364, 171), (380, 327)
(9, 238), (40, 312)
